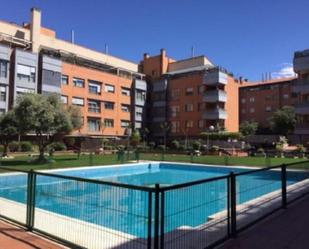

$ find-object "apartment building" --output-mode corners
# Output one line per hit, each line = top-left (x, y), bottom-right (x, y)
(239, 78), (296, 128)
(0, 8), (147, 138)
(140, 49), (241, 140)
(293, 49), (309, 142)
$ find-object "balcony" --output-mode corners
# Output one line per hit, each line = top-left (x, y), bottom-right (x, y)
(294, 50), (309, 73)
(203, 108), (227, 120)
(295, 102), (309, 115)
(294, 124), (309, 135)
(292, 80), (309, 94)
(203, 71), (228, 86)
(203, 90), (227, 103)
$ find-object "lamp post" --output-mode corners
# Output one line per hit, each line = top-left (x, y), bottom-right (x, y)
(207, 125), (215, 152)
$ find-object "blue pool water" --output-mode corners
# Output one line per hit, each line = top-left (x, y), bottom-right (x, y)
(0, 163), (307, 238)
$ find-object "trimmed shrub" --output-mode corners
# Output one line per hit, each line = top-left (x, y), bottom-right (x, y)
(192, 141), (201, 150)
(20, 141), (33, 152)
(171, 140), (180, 150)
(48, 142), (67, 151)
(209, 145), (219, 152)
(200, 132), (243, 141)
(8, 141), (19, 152)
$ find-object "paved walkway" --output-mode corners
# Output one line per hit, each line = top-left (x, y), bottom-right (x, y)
(0, 219), (66, 249)
(219, 195), (309, 249)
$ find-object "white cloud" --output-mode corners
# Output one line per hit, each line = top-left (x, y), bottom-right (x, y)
(271, 63), (296, 79)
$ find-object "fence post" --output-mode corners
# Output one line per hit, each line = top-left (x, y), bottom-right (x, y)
(147, 191), (152, 249)
(230, 172), (237, 237)
(26, 170), (36, 231)
(89, 152), (93, 166)
(281, 164), (287, 209)
(224, 155), (229, 166)
(154, 184), (160, 249)
(160, 190), (165, 249)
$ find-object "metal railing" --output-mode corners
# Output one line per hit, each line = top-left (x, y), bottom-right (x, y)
(0, 159), (308, 248)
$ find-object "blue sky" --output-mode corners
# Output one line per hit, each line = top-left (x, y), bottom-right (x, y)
(1, 0), (308, 81)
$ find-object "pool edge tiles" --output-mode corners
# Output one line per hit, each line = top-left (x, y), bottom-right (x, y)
(0, 197), (146, 249)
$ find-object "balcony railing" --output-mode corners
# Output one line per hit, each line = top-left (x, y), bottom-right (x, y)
(88, 107), (101, 113)
(295, 102), (309, 115)
(203, 71), (228, 86)
(294, 123), (309, 135)
(203, 107), (227, 120)
(203, 90), (227, 103)
(293, 53), (309, 73)
(293, 80), (309, 94)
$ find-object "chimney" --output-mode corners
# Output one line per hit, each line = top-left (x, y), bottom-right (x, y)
(160, 48), (166, 57)
(143, 53), (150, 60)
(30, 7), (41, 53)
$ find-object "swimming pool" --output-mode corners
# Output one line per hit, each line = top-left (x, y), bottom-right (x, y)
(0, 162), (306, 239)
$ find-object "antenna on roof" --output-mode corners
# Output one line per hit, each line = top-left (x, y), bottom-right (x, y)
(71, 29), (75, 44)
(191, 46), (195, 57)
(105, 44), (109, 55)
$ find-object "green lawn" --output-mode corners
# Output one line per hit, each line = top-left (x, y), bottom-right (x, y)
(139, 153), (308, 167)
(0, 154), (124, 171)
(0, 152), (307, 172)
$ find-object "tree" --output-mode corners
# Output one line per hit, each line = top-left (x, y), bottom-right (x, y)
(160, 122), (170, 152)
(0, 111), (19, 157)
(14, 93), (82, 162)
(130, 130), (141, 148)
(240, 121), (258, 136)
(269, 106), (296, 136)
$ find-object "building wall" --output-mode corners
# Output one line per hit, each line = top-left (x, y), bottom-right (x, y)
(0, 44), (10, 113)
(61, 62), (133, 137)
(225, 76), (240, 132)
(239, 79), (295, 127)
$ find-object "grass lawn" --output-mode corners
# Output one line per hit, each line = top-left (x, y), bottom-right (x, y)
(139, 153), (308, 167)
(0, 152), (307, 172)
(0, 154), (124, 171)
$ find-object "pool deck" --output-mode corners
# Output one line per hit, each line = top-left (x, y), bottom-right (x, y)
(0, 219), (66, 249)
(219, 194), (309, 249)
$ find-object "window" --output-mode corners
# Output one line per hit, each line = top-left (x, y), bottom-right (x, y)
(105, 84), (115, 93)
(265, 106), (272, 112)
(136, 111), (143, 118)
(104, 101), (114, 110)
(16, 64), (36, 82)
(283, 94), (289, 100)
(121, 120), (130, 128)
(241, 109), (246, 114)
(0, 86), (6, 102)
(171, 121), (180, 133)
(121, 87), (131, 96)
(16, 87), (35, 96)
(198, 120), (204, 129)
(265, 95), (272, 101)
(88, 80), (101, 94)
(185, 120), (193, 128)
(185, 87), (194, 95)
(72, 97), (84, 106)
(171, 89), (180, 100)
(136, 89), (146, 101)
(171, 106), (180, 117)
(249, 97), (255, 103)
(121, 104), (130, 112)
(104, 119), (114, 127)
(61, 75), (69, 85)
(250, 108), (255, 113)
(61, 95), (68, 104)
(0, 109), (5, 115)
(73, 78), (85, 88)
(241, 98), (246, 104)
(185, 103), (193, 112)
(88, 100), (101, 113)
(88, 118), (101, 132)
(0, 60), (8, 78)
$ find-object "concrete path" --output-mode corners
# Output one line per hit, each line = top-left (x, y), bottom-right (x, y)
(219, 195), (309, 249)
(0, 219), (66, 249)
